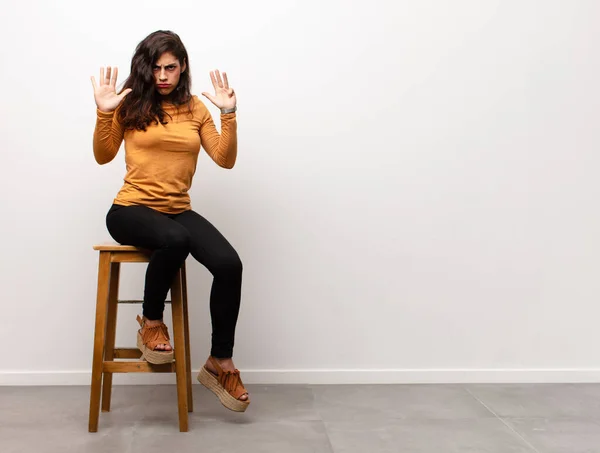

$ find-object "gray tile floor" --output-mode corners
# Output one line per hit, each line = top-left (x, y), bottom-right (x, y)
(1, 383), (600, 452)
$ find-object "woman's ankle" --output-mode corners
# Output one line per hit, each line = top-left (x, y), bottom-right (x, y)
(207, 356), (236, 372)
(142, 316), (163, 326)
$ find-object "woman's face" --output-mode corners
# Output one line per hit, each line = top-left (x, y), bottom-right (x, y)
(153, 52), (186, 96)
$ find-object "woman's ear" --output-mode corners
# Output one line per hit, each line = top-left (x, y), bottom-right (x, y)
(182, 59), (187, 74)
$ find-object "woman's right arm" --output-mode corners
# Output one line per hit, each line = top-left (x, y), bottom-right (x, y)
(93, 108), (125, 164)
(91, 66), (131, 164)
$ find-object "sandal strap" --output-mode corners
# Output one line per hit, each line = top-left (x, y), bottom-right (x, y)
(221, 370), (247, 399)
(209, 355), (224, 373)
(208, 356), (248, 400)
(137, 315), (171, 351)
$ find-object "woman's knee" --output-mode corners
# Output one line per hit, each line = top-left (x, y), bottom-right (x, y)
(160, 227), (191, 252)
(210, 254), (243, 278)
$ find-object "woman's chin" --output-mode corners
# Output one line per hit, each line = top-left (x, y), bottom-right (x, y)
(156, 87), (175, 96)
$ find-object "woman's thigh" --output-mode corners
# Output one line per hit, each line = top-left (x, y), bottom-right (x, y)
(106, 204), (190, 250)
(172, 209), (241, 270)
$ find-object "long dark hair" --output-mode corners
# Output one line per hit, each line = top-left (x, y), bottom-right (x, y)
(118, 30), (193, 131)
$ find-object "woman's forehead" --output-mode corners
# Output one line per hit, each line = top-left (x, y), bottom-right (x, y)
(155, 52), (179, 65)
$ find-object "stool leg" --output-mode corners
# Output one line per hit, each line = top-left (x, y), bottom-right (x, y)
(181, 262), (193, 412)
(102, 262), (121, 412)
(89, 251), (111, 432)
(171, 269), (189, 432)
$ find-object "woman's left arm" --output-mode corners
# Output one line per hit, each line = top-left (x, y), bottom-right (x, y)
(199, 70), (238, 169)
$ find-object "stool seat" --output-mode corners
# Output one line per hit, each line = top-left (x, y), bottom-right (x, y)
(93, 243), (147, 252)
(88, 242), (192, 432)
(93, 243), (155, 263)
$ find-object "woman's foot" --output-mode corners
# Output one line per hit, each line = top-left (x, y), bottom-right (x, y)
(205, 357), (249, 401)
(136, 315), (174, 364)
(197, 356), (250, 412)
(142, 317), (172, 351)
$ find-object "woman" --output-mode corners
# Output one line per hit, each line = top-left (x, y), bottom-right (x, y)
(91, 30), (249, 412)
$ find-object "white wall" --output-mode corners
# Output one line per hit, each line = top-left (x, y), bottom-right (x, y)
(1, 0), (599, 385)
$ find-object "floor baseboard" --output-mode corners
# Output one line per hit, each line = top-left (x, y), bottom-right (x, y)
(2, 369), (600, 385)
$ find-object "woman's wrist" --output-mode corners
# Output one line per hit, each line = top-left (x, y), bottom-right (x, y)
(220, 106), (237, 114)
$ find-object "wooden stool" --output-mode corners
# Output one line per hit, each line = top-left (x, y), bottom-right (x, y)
(88, 243), (193, 432)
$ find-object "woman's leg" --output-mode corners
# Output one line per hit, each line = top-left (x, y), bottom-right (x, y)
(173, 209), (249, 405)
(172, 209), (243, 359)
(106, 204), (191, 322)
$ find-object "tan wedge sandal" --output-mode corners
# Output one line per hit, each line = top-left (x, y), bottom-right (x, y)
(197, 356), (250, 412)
(136, 315), (174, 364)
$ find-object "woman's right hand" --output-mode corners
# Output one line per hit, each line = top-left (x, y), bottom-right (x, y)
(91, 66), (132, 113)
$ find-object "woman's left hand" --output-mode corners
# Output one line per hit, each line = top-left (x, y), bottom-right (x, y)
(202, 70), (236, 110)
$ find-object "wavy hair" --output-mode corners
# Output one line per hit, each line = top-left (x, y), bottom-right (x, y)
(118, 30), (193, 131)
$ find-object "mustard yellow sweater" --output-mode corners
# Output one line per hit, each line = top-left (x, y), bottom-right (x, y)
(93, 95), (237, 214)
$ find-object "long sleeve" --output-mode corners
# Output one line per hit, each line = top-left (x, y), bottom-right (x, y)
(199, 106), (238, 169)
(93, 108), (125, 165)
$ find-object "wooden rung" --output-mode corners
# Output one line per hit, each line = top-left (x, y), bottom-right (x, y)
(118, 300), (172, 304)
(103, 361), (176, 373)
(113, 348), (142, 359)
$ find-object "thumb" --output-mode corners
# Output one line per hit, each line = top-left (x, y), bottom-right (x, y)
(202, 92), (217, 104)
(119, 88), (132, 99)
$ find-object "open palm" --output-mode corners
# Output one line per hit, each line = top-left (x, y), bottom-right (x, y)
(202, 70), (236, 110)
(91, 66), (132, 112)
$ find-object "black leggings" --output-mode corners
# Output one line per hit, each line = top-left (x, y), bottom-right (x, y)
(105, 204), (243, 358)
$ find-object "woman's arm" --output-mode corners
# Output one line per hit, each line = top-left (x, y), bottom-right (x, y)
(93, 108), (125, 165)
(198, 70), (238, 168)
(90, 66), (130, 164)
(199, 108), (237, 169)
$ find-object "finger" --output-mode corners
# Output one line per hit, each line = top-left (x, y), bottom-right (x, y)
(100, 67), (105, 86)
(223, 72), (229, 89)
(105, 66), (112, 85)
(209, 71), (218, 90)
(111, 67), (118, 87)
(91, 76), (97, 90)
(215, 70), (224, 88)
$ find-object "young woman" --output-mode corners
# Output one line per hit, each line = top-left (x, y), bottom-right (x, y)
(91, 30), (249, 412)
